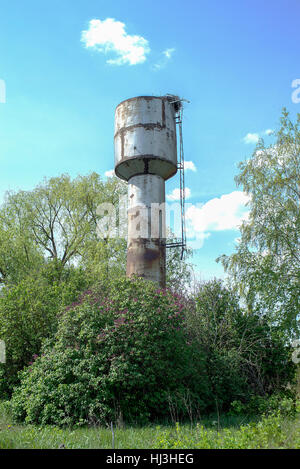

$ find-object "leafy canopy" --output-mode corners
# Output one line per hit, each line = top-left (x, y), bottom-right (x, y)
(218, 109), (300, 336)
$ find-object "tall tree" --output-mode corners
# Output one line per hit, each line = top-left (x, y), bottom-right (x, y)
(0, 195), (44, 285)
(0, 172), (193, 288)
(218, 109), (300, 336)
(0, 173), (127, 284)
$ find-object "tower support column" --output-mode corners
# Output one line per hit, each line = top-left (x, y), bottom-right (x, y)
(127, 174), (166, 287)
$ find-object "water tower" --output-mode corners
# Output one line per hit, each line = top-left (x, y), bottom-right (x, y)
(114, 95), (186, 288)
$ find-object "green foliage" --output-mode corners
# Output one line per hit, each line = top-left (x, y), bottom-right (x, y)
(0, 264), (88, 397)
(2, 396), (300, 449)
(0, 205), (44, 286)
(185, 279), (296, 411)
(154, 412), (300, 449)
(166, 240), (193, 294)
(0, 172), (195, 400)
(11, 278), (209, 426)
(0, 172), (194, 291)
(229, 393), (297, 418)
(218, 109), (300, 336)
(10, 277), (295, 427)
(0, 172), (127, 286)
(0, 165), (297, 429)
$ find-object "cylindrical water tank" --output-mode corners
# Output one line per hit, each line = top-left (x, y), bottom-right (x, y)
(114, 96), (178, 181)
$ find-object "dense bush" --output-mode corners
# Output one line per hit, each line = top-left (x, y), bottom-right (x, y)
(11, 278), (210, 426)
(9, 277), (296, 426)
(186, 280), (296, 412)
(229, 392), (297, 418)
(0, 263), (88, 397)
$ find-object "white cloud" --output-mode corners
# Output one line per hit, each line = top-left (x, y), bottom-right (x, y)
(243, 133), (260, 144)
(163, 48), (175, 59)
(105, 169), (115, 178)
(152, 47), (175, 70)
(81, 18), (150, 65)
(167, 187), (191, 201)
(184, 161), (197, 172)
(185, 191), (250, 248)
(243, 129), (275, 144)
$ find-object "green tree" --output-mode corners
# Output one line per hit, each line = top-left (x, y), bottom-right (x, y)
(218, 109), (300, 336)
(0, 200), (44, 285)
(166, 241), (193, 294)
(0, 173), (127, 284)
(0, 172), (193, 288)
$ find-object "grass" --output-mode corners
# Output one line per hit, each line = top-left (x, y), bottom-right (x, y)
(0, 401), (299, 449)
(153, 415), (300, 449)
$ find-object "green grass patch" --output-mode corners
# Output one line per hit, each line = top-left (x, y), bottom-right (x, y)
(1, 401), (299, 449)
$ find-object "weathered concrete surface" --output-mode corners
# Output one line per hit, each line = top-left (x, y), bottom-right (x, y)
(114, 96), (178, 182)
(114, 96), (178, 287)
(127, 174), (166, 287)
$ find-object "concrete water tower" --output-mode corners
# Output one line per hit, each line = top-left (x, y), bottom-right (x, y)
(114, 95), (183, 288)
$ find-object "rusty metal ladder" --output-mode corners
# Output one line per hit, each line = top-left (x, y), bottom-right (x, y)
(165, 96), (189, 260)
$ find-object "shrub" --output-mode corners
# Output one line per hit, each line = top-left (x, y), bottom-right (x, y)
(11, 278), (210, 426)
(229, 392), (297, 417)
(0, 265), (88, 397)
(185, 279), (296, 411)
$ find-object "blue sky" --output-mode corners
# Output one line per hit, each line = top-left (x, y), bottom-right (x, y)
(0, 0), (299, 279)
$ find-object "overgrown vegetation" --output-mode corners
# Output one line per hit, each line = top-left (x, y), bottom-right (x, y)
(1, 401), (300, 449)
(11, 278), (208, 426)
(0, 265), (88, 397)
(0, 110), (299, 447)
(9, 277), (296, 427)
(0, 173), (191, 397)
(186, 280), (296, 413)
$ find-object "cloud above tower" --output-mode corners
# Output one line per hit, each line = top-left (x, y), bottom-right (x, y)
(152, 47), (176, 70)
(81, 18), (150, 65)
